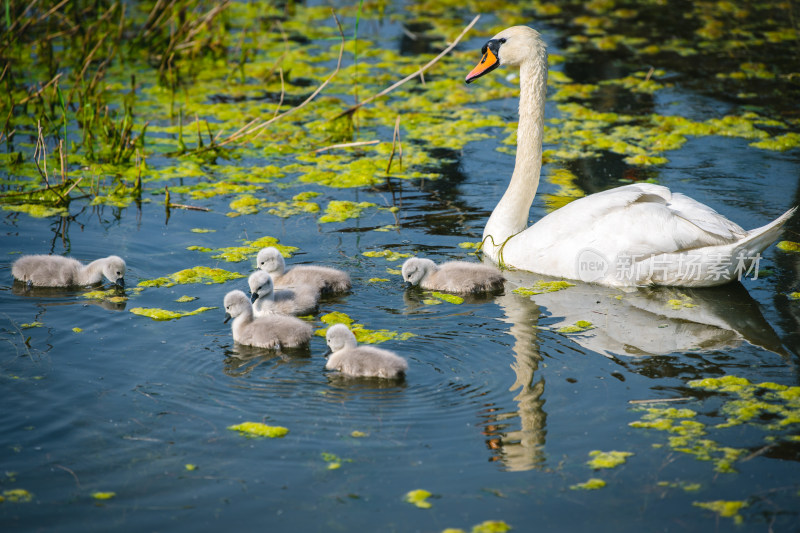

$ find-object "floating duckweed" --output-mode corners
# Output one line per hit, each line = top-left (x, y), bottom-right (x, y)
(20, 322), (43, 329)
(175, 296), (198, 303)
(129, 306), (217, 321)
(320, 312), (354, 327)
(404, 489), (433, 509)
(368, 278), (390, 283)
(2, 489), (33, 502)
(228, 194), (262, 216)
(458, 242), (482, 249)
(693, 500), (748, 525)
(587, 450), (633, 469)
(190, 228), (216, 233)
(187, 246), (213, 252)
(1, 204), (69, 218)
(318, 200), (377, 223)
(83, 287), (141, 302)
(185, 464), (197, 471)
(428, 292), (464, 305)
(138, 266), (245, 287)
(92, 491), (116, 500)
(228, 422), (289, 438)
(570, 478), (606, 490)
(470, 521), (512, 533)
(72, 327), (82, 333)
(321, 452), (350, 470)
(658, 480), (702, 492)
(362, 249), (411, 262)
(557, 320), (594, 333)
(687, 375), (751, 393)
(351, 431), (368, 438)
(776, 241), (800, 253)
(513, 280), (575, 296)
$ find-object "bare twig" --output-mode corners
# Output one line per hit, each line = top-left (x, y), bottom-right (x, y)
(314, 139), (379, 154)
(335, 14), (480, 119)
(386, 115), (402, 173)
(54, 464), (81, 490)
(628, 397), (689, 404)
(208, 9), (347, 151)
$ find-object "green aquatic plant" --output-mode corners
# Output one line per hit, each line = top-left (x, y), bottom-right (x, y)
(129, 306), (217, 321)
(138, 266), (245, 287)
(586, 450), (633, 469)
(2, 489), (33, 503)
(319, 200), (377, 223)
(404, 489), (433, 509)
(228, 422), (289, 438)
(693, 500), (748, 525)
(363, 249), (411, 262)
(570, 478), (606, 490)
(513, 280), (575, 296)
(91, 491), (116, 500)
(316, 311), (414, 344)
(427, 292), (464, 305)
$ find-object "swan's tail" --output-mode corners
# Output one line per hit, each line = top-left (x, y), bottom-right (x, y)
(634, 207), (796, 287)
(737, 206), (797, 258)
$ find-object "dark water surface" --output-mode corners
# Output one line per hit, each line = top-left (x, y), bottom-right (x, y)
(2, 3), (800, 532)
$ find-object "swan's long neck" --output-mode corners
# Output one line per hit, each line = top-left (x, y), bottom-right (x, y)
(483, 54), (547, 260)
(77, 259), (106, 285)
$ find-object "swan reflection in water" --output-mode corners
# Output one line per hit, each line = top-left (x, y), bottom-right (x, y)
(478, 270), (788, 471)
(11, 282), (128, 312)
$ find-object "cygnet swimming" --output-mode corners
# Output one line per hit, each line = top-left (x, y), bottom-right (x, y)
(323, 323), (408, 379)
(257, 247), (351, 295)
(401, 257), (504, 293)
(12, 254), (126, 288)
(248, 270), (319, 317)
(223, 290), (312, 349)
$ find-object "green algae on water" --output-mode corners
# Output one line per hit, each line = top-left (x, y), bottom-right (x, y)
(228, 422), (289, 438)
(2, 489), (33, 502)
(319, 200), (377, 223)
(587, 450), (633, 469)
(129, 306), (217, 321)
(138, 266), (245, 287)
(404, 489), (433, 509)
(776, 241), (800, 253)
(92, 491), (116, 500)
(693, 500), (748, 525)
(363, 249), (411, 262)
(428, 292), (464, 304)
(570, 478), (606, 490)
(513, 280), (575, 296)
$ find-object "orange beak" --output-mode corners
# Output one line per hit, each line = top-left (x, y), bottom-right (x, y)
(465, 47), (499, 84)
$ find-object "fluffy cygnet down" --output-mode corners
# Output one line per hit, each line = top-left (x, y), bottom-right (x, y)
(248, 270), (319, 317)
(401, 257), (504, 293)
(257, 247), (351, 295)
(323, 323), (408, 379)
(12, 254), (126, 288)
(223, 290), (312, 349)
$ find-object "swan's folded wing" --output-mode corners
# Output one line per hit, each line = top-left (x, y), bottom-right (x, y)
(667, 192), (746, 241)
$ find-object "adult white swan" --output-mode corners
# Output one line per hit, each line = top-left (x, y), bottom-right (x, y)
(466, 26), (795, 287)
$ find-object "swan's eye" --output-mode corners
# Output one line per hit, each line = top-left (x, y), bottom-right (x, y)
(499, 38), (506, 44)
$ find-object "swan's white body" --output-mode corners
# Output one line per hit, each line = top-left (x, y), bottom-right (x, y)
(248, 270), (319, 317)
(468, 26), (795, 288)
(323, 323), (408, 379)
(224, 290), (312, 349)
(12, 254), (126, 288)
(257, 247), (351, 295)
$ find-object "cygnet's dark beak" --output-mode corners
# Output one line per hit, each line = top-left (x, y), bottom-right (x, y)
(322, 347), (332, 358)
(224, 313), (232, 324)
(115, 277), (125, 288)
(403, 281), (412, 289)
(250, 291), (258, 303)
